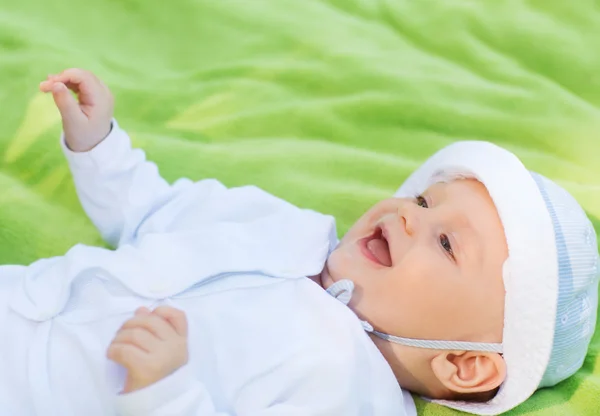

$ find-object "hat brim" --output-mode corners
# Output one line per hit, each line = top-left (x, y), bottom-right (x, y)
(394, 141), (558, 415)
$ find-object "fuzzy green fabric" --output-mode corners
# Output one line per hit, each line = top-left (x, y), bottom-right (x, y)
(0, 0), (598, 414)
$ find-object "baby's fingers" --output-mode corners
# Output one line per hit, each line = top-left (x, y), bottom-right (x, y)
(120, 314), (175, 340)
(44, 81), (85, 123)
(107, 342), (147, 370)
(39, 78), (58, 93)
(51, 68), (105, 105)
(52, 68), (93, 87)
(112, 328), (159, 353)
(153, 306), (188, 337)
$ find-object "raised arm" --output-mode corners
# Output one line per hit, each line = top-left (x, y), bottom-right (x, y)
(40, 69), (198, 247)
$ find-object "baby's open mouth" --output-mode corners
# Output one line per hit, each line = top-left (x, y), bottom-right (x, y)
(360, 226), (392, 267)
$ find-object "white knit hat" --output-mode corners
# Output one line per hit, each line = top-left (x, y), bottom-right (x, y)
(394, 141), (599, 415)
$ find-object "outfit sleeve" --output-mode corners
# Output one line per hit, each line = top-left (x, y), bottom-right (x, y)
(62, 120), (221, 247)
(114, 354), (379, 416)
(114, 366), (229, 416)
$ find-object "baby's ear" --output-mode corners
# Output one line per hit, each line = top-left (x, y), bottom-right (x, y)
(430, 351), (506, 395)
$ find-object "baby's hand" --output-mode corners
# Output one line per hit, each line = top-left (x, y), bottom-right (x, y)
(107, 306), (189, 394)
(39, 68), (114, 152)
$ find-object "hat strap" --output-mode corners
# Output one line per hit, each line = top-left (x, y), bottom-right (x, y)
(362, 321), (503, 353)
(327, 279), (504, 354)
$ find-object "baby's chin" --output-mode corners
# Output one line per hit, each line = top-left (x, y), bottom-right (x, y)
(323, 245), (365, 289)
(319, 263), (336, 290)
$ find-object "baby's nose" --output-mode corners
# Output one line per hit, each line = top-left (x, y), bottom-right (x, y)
(397, 202), (420, 236)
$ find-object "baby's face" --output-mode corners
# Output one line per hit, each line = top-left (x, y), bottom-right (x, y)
(322, 179), (508, 345)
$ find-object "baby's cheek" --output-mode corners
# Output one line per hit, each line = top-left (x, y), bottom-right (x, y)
(326, 249), (344, 275)
(327, 247), (357, 278)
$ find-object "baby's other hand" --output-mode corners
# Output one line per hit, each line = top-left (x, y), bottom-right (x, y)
(107, 306), (189, 394)
(40, 68), (114, 152)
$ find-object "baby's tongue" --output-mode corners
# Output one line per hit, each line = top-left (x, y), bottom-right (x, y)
(367, 238), (392, 267)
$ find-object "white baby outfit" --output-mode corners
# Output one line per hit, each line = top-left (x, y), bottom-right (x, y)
(0, 121), (416, 416)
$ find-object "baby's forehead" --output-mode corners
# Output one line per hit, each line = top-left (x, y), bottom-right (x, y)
(421, 171), (491, 207)
(424, 175), (489, 203)
(425, 177), (503, 231)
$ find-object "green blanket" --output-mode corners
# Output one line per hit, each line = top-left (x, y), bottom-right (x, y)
(0, 0), (598, 414)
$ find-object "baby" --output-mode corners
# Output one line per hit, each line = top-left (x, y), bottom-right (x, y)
(0, 68), (596, 416)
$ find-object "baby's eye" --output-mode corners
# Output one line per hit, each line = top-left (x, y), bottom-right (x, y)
(415, 195), (428, 208)
(440, 234), (455, 259)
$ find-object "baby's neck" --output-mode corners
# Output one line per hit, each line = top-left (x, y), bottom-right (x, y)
(308, 274), (324, 288)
